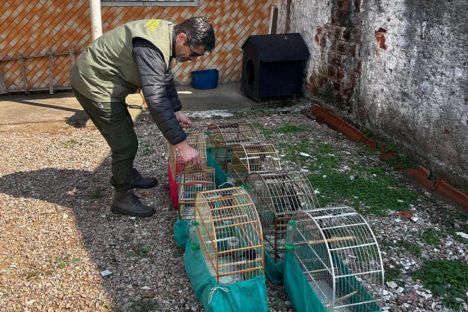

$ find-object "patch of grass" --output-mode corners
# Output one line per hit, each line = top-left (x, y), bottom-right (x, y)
(142, 143), (152, 156)
(382, 154), (418, 171)
(55, 254), (80, 269)
(420, 229), (442, 246)
(413, 260), (468, 310)
(274, 124), (307, 134)
(308, 168), (418, 215)
(259, 123), (307, 139)
(125, 298), (160, 312)
(384, 263), (403, 281)
(62, 139), (79, 148)
(394, 240), (421, 257)
(89, 190), (104, 200)
(127, 245), (151, 258)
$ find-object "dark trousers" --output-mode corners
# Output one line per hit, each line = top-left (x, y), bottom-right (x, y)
(73, 89), (137, 192)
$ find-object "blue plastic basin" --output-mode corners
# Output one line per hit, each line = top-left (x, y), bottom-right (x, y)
(191, 69), (219, 89)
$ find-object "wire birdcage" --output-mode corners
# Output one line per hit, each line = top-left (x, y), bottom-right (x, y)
(206, 122), (262, 171)
(178, 167), (216, 219)
(245, 171), (319, 262)
(167, 131), (207, 179)
(229, 144), (282, 183)
(289, 206), (384, 311)
(194, 187), (264, 284)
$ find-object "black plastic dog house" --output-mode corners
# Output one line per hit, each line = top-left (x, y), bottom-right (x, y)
(241, 33), (310, 102)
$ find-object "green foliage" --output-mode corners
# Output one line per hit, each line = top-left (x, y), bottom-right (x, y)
(127, 245), (151, 258)
(384, 264), (403, 281)
(142, 143), (153, 156)
(420, 229), (442, 246)
(55, 254), (80, 269)
(62, 139), (79, 149)
(394, 240), (421, 257)
(413, 260), (468, 309)
(308, 168), (418, 216)
(89, 190), (104, 200)
(259, 123), (306, 139)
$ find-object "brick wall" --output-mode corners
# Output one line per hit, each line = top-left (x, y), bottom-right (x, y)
(0, 0), (274, 93)
(307, 0), (362, 109)
(279, 0), (467, 192)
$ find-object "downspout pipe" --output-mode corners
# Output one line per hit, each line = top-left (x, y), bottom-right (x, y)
(89, 0), (102, 41)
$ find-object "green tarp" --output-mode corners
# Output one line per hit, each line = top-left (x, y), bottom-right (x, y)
(183, 237), (269, 312)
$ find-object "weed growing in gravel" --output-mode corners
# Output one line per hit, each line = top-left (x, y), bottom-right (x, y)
(413, 260), (468, 310)
(89, 190), (104, 200)
(420, 229), (442, 246)
(257, 123), (307, 139)
(125, 298), (160, 311)
(55, 254), (80, 269)
(394, 240), (422, 257)
(260, 123), (419, 215)
(384, 263), (403, 282)
(62, 138), (79, 148)
(142, 143), (152, 156)
(309, 167), (417, 215)
(127, 245), (151, 258)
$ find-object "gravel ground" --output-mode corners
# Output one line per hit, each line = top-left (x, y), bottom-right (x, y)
(0, 105), (466, 311)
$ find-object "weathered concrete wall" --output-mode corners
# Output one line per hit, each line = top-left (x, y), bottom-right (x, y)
(282, 0), (468, 191)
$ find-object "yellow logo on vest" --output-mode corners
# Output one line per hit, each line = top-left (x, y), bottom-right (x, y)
(144, 19), (161, 32)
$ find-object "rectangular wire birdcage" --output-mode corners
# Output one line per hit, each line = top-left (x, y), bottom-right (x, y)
(178, 167), (216, 219)
(229, 144), (282, 183)
(245, 171), (319, 262)
(167, 131), (207, 180)
(194, 187), (265, 284)
(290, 207), (384, 311)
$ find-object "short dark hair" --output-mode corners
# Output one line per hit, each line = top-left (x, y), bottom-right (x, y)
(175, 16), (215, 52)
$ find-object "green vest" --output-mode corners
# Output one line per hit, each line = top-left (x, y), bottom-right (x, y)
(70, 19), (174, 102)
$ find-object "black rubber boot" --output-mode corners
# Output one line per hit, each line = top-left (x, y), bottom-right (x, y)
(111, 190), (155, 217)
(130, 168), (158, 189)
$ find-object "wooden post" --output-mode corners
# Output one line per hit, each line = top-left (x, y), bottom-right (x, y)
(285, 0), (292, 33)
(269, 6), (278, 35)
(48, 49), (54, 94)
(19, 56), (29, 94)
(69, 48), (76, 65)
(0, 71), (7, 94)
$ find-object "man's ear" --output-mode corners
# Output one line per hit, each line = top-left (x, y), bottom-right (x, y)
(176, 32), (187, 43)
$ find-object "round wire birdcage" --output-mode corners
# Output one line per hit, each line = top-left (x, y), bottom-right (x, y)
(206, 122), (262, 171)
(194, 187), (265, 284)
(245, 171), (319, 262)
(229, 144), (282, 183)
(290, 206), (384, 311)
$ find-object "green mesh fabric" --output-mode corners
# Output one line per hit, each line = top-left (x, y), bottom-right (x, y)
(284, 249), (381, 312)
(207, 150), (230, 187)
(264, 251), (284, 284)
(174, 218), (190, 249)
(284, 249), (328, 312)
(184, 237), (269, 312)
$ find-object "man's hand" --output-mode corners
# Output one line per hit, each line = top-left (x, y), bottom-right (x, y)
(176, 140), (200, 165)
(175, 111), (192, 128)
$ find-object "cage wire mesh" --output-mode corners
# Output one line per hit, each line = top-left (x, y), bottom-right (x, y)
(290, 206), (384, 311)
(167, 131), (207, 179)
(178, 167), (216, 219)
(206, 122), (262, 171)
(229, 144), (282, 183)
(194, 187), (265, 285)
(245, 171), (320, 262)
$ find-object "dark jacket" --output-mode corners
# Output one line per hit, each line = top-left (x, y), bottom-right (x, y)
(132, 38), (186, 145)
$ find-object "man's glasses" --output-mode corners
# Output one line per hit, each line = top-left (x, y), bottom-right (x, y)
(188, 42), (205, 57)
